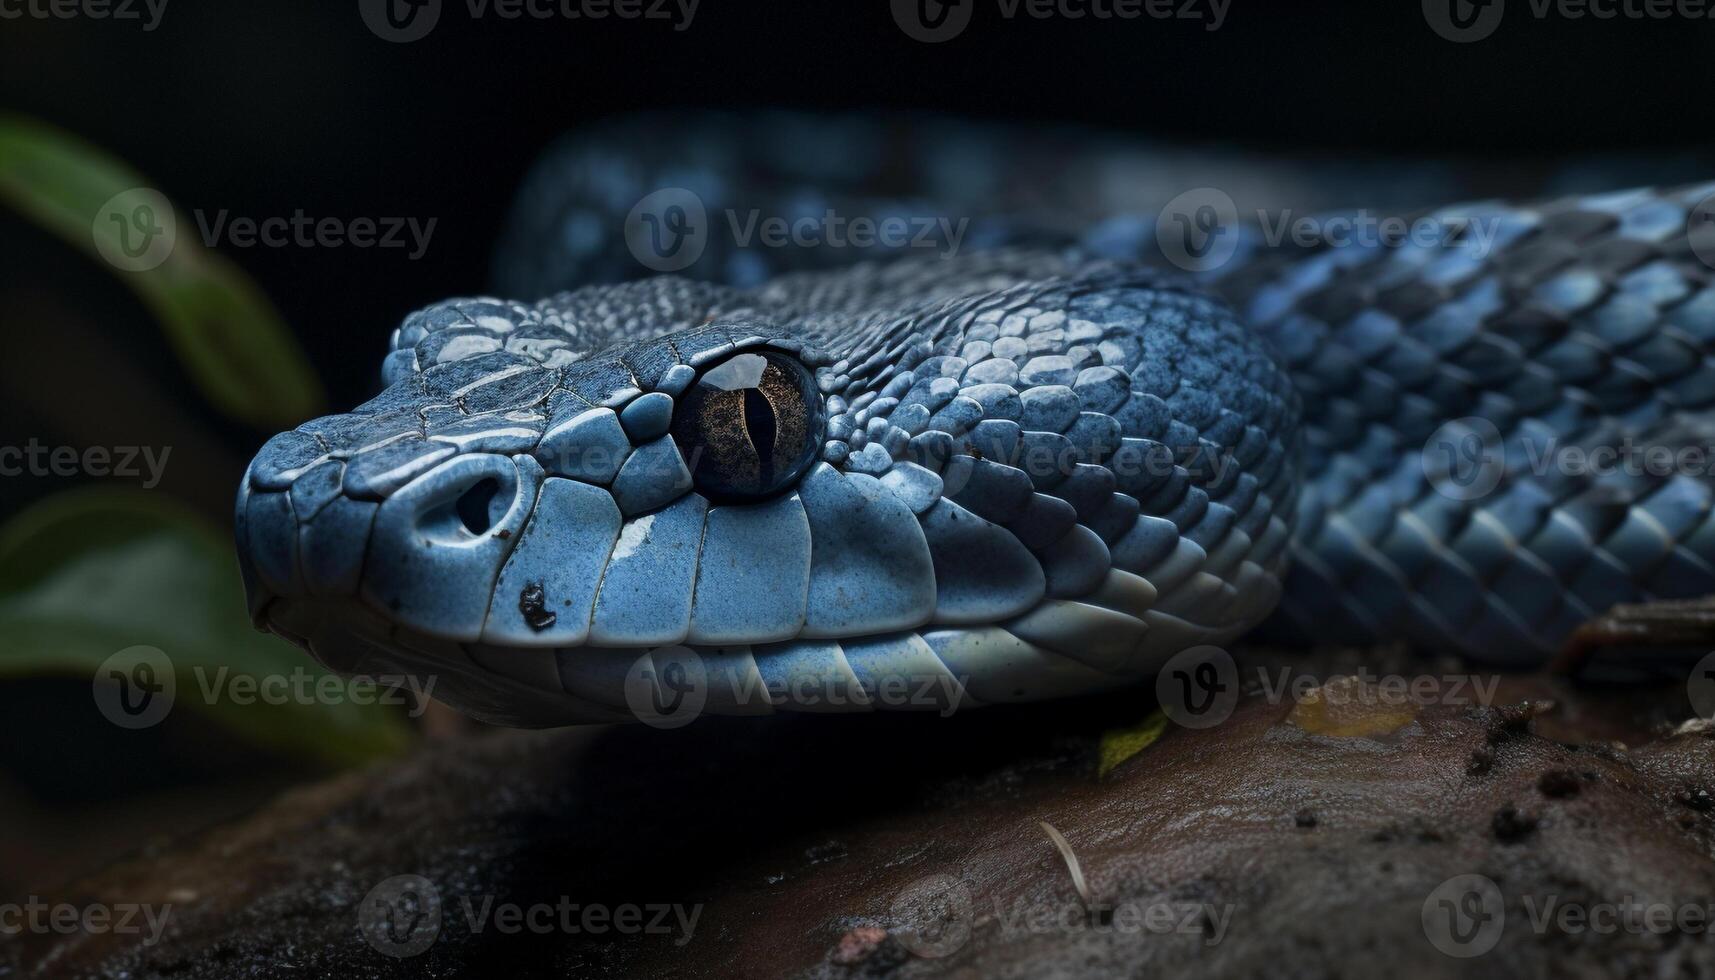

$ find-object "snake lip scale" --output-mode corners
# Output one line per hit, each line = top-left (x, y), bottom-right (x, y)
(236, 117), (1715, 727)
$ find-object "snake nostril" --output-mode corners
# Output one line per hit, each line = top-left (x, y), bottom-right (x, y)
(455, 478), (502, 536)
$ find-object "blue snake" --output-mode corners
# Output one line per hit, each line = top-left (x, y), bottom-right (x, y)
(235, 114), (1715, 726)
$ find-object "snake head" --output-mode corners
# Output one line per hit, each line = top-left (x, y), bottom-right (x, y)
(237, 257), (1298, 726)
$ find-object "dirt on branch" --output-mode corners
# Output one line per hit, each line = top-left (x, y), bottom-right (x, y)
(5, 648), (1713, 979)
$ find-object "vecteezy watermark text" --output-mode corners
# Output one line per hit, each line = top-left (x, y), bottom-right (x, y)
(891, 0), (1229, 42)
(625, 188), (969, 273)
(460, 896), (701, 945)
(1421, 416), (1715, 502)
(0, 898), (172, 946)
(1425, 0), (1715, 42)
(728, 210), (967, 258)
(1155, 646), (1502, 730)
(1423, 874), (1715, 958)
(194, 210), (437, 260)
(1256, 209), (1500, 255)
(92, 189), (439, 271)
(359, 0), (698, 42)
(992, 896), (1235, 944)
(0, 440), (171, 488)
(1155, 187), (1502, 273)
(358, 874), (700, 958)
(888, 874), (1235, 959)
(0, 0), (167, 29)
(92, 647), (436, 730)
(190, 666), (437, 716)
(623, 647), (972, 728)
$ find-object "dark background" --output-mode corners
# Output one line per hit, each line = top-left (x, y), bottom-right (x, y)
(6, 0), (1715, 428)
(0, 0), (1711, 893)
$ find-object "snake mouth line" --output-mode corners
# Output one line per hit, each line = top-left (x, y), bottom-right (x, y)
(255, 577), (1271, 728)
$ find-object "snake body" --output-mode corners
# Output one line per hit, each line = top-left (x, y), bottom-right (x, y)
(236, 115), (1715, 726)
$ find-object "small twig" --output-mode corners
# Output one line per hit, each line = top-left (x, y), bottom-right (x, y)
(1039, 821), (1106, 923)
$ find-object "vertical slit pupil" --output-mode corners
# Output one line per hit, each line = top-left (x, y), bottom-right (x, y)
(743, 385), (778, 484)
(455, 478), (501, 536)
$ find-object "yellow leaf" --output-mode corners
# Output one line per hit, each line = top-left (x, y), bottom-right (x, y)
(1097, 709), (1169, 778)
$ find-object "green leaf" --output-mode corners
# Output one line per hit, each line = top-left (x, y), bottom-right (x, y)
(1096, 709), (1169, 779)
(0, 114), (326, 429)
(0, 489), (412, 768)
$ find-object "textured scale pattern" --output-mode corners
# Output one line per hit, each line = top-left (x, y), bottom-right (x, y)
(239, 252), (1297, 725)
(1216, 184), (1715, 663)
(238, 115), (1715, 725)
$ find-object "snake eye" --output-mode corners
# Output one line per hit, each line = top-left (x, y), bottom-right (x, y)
(669, 350), (825, 502)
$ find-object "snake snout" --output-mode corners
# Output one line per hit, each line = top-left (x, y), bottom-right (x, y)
(362, 453), (540, 641)
(236, 437), (540, 646)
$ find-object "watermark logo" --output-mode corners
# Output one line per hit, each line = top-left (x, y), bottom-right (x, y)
(1422, 874), (1506, 957)
(1156, 645), (1240, 729)
(93, 188), (175, 273)
(1423, 0), (1504, 41)
(92, 646), (176, 730)
(1690, 193), (1715, 272)
(360, 874), (443, 958)
(93, 651), (434, 730)
(1156, 188), (1239, 273)
(359, 0), (442, 41)
(1691, 651), (1715, 719)
(891, 874), (973, 958)
(624, 647), (709, 729)
(1423, 416), (1505, 501)
(626, 188), (709, 273)
(891, 0), (973, 40)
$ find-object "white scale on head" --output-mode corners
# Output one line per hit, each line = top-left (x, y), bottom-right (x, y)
(609, 513), (657, 562)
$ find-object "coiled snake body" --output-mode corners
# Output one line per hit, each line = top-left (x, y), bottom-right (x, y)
(237, 115), (1715, 726)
